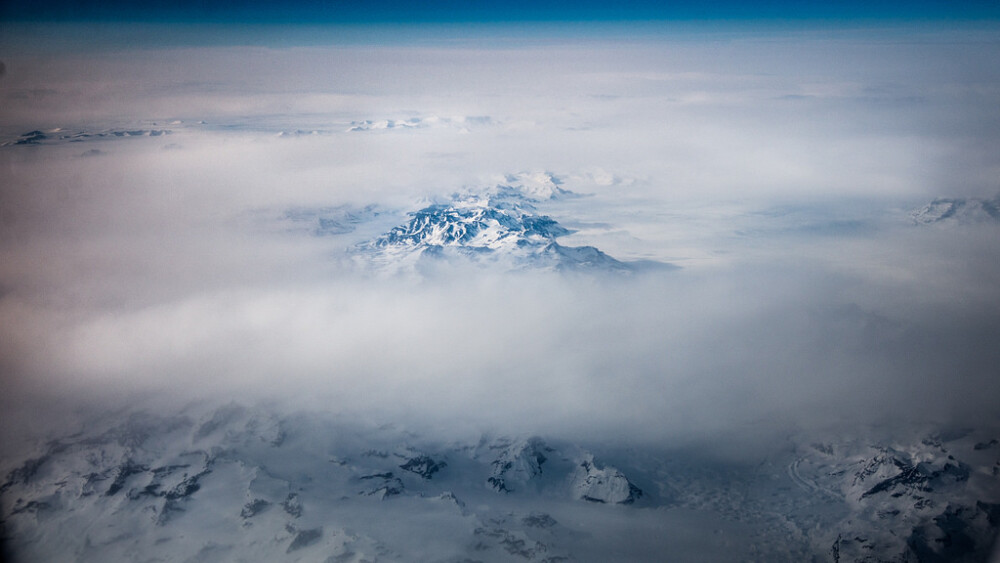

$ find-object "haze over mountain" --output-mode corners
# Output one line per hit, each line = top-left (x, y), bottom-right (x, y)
(1, 7), (999, 562)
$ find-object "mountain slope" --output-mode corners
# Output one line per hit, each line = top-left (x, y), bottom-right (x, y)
(910, 196), (1000, 225)
(356, 183), (640, 274)
(2, 402), (998, 562)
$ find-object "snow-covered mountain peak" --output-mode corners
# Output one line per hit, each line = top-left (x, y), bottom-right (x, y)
(570, 455), (643, 505)
(355, 180), (647, 275)
(1, 127), (173, 147)
(346, 115), (495, 133)
(486, 437), (551, 493)
(910, 195), (1000, 225)
(488, 171), (571, 201)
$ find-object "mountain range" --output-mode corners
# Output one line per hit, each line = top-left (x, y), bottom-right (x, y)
(354, 177), (666, 275)
(910, 196), (1000, 225)
(1, 402), (997, 562)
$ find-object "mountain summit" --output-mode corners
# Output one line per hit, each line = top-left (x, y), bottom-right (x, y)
(910, 195), (1000, 225)
(357, 179), (640, 274)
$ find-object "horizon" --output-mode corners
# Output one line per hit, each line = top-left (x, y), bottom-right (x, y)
(3, 0), (1000, 24)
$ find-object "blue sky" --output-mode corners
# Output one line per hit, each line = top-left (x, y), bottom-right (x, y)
(3, 0), (1000, 23)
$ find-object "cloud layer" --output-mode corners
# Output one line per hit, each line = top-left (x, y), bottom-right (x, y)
(1, 24), (999, 457)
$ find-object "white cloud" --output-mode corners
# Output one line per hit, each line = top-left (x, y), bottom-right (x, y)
(1, 24), (999, 453)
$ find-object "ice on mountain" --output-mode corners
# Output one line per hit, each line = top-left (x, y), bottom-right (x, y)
(399, 455), (446, 479)
(357, 181), (656, 274)
(281, 493), (303, 518)
(498, 171), (571, 201)
(13, 130), (47, 145)
(847, 446), (970, 503)
(246, 414), (286, 447)
(433, 491), (466, 513)
(275, 129), (324, 137)
(2, 128), (173, 147)
(540, 242), (632, 272)
(347, 115), (495, 132)
(3, 402), (998, 561)
(784, 433), (1000, 562)
(240, 498), (270, 518)
(359, 472), (405, 499)
(570, 456), (642, 505)
(348, 118), (421, 132)
(461, 115), (494, 126)
(105, 459), (150, 496)
(487, 438), (549, 493)
(165, 472), (206, 500)
(910, 195), (1000, 224)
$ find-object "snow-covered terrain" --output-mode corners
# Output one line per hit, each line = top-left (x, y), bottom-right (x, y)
(2, 402), (998, 562)
(354, 178), (645, 275)
(1, 120), (998, 560)
(347, 116), (495, 133)
(0, 128), (173, 147)
(3, 20), (1000, 563)
(910, 196), (1000, 225)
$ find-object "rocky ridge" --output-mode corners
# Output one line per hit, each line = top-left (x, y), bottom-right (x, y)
(2, 403), (998, 561)
(356, 174), (642, 274)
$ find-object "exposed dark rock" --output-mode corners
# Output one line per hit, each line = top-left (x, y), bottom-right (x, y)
(911, 196), (1000, 225)
(1, 456), (48, 492)
(358, 472), (404, 499)
(14, 131), (46, 145)
(240, 498), (270, 518)
(281, 493), (302, 518)
(400, 455), (446, 479)
(487, 438), (548, 493)
(358, 187), (666, 274)
(106, 459), (150, 496)
(907, 506), (979, 562)
(163, 471), (209, 500)
(973, 439), (998, 451)
(10, 501), (50, 515)
(859, 454), (969, 500)
(522, 513), (557, 529)
(572, 459), (643, 505)
(151, 464), (191, 476)
(977, 501), (1000, 526)
(80, 471), (109, 497)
